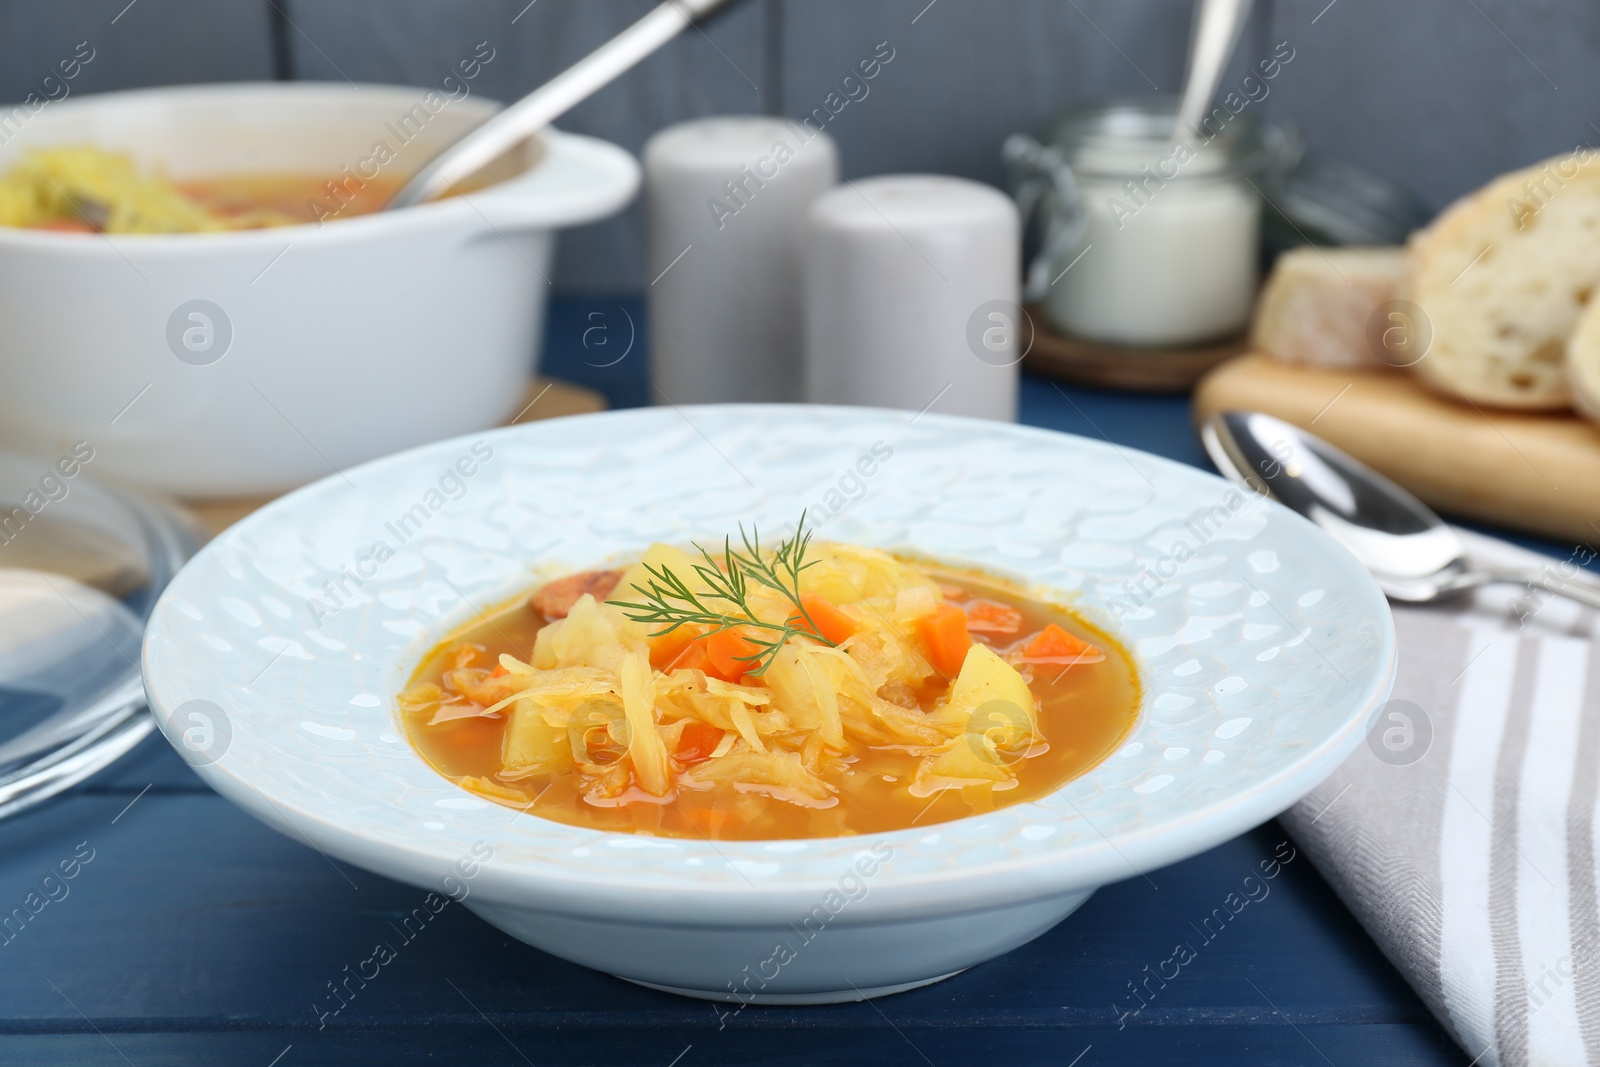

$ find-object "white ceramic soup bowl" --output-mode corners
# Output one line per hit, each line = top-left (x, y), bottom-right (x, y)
(141, 406), (1395, 1003)
(0, 83), (638, 497)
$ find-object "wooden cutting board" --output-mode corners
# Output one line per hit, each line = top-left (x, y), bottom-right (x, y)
(1193, 354), (1600, 544)
(183, 377), (605, 537)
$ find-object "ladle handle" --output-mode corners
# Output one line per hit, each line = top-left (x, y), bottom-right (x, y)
(389, 0), (737, 210)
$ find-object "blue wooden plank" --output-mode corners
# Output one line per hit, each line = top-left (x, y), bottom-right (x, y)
(1021, 376), (1207, 468)
(74, 730), (206, 793)
(0, 1023), (1464, 1067)
(0, 0), (275, 104)
(0, 787), (1463, 1063)
(776, 0), (1191, 189)
(537, 294), (653, 410)
(6, 0), (1594, 295)
(1266, 0), (1599, 211)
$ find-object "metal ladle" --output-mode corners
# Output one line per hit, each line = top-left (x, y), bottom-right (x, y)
(388, 0), (739, 211)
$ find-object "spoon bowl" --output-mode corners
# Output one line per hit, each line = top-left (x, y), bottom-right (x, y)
(1202, 410), (1600, 609)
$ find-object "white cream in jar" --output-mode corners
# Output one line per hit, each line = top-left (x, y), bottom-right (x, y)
(1013, 103), (1266, 347)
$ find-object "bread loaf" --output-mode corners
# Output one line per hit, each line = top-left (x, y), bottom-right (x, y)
(1405, 151), (1600, 410)
(1252, 246), (1406, 368)
(1566, 297), (1600, 424)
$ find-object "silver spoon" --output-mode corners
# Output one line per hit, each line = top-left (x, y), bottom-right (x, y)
(1174, 0), (1254, 145)
(1202, 410), (1600, 610)
(388, 0), (738, 211)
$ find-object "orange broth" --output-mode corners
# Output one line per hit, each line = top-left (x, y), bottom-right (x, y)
(401, 564), (1141, 841)
(175, 173), (402, 225)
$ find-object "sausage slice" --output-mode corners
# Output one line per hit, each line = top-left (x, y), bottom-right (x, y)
(531, 569), (623, 620)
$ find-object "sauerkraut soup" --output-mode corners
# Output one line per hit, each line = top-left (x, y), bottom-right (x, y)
(1, 146), (399, 233)
(399, 521), (1140, 841)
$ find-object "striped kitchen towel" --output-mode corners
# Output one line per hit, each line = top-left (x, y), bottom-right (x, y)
(1283, 529), (1600, 1067)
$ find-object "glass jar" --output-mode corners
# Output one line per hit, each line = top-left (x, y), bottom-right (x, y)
(1006, 99), (1271, 347)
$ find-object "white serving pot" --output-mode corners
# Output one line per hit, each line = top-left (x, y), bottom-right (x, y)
(0, 83), (639, 496)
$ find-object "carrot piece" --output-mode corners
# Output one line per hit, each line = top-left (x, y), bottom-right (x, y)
(675, 721), (724, 764)
(916, 603), (973, 677)
(701, 627), (763, 682)
(672, 641), (713, 674)
(1022, 623), (1098, 660)
(790, 593), (860, 645)
(965, 600), (1023, 634)
(489, 663), (509, 678)
(649, 625), (704, 670)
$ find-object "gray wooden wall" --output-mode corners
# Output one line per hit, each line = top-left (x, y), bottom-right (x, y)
(3, 0), (1593, 292)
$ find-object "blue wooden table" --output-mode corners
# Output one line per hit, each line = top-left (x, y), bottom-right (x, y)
(0, 296), (1484, 1066)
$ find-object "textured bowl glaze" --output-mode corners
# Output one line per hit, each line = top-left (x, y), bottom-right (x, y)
(142, 405), (1395, 1002)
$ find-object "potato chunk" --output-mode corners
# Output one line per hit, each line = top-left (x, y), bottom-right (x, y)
(501, 696), (575, 780)
(934, 643), (1038, 744)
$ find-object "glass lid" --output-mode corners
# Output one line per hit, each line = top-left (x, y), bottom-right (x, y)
(0, 451), (200, 811)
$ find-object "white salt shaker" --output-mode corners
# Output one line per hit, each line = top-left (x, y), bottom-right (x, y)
(645, 117), (839, 403)
(804, 176), (1022, 421)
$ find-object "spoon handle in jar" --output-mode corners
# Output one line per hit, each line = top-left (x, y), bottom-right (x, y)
(388, 0), (738, 210)
(1174, 0), (1254, 144)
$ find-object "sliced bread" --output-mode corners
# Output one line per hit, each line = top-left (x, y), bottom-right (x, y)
(1252, 246), (1407, 368)
(1405, 151), (1600, 409)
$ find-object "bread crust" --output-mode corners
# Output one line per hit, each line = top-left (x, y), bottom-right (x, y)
(1405, 150), (1600, 410)
(1567, 297), (1600, 425)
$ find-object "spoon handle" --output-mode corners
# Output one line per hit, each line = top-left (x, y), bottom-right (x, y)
(1174, 0), (1254, 144)
(389, 0), (736, 210)
(1463, 567), (1600, 613)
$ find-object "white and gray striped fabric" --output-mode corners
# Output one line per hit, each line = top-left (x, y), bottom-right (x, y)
(1283, 530), (1599, 1067)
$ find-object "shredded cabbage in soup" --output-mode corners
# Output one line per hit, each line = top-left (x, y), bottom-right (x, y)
(401, 532), (1139, 840)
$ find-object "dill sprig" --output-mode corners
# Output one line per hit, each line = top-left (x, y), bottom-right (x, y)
(607, 512), (835, 677)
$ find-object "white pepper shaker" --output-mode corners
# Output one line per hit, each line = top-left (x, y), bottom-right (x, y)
(644, 117), (839, 403)
(804, 175), (1022, 421)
